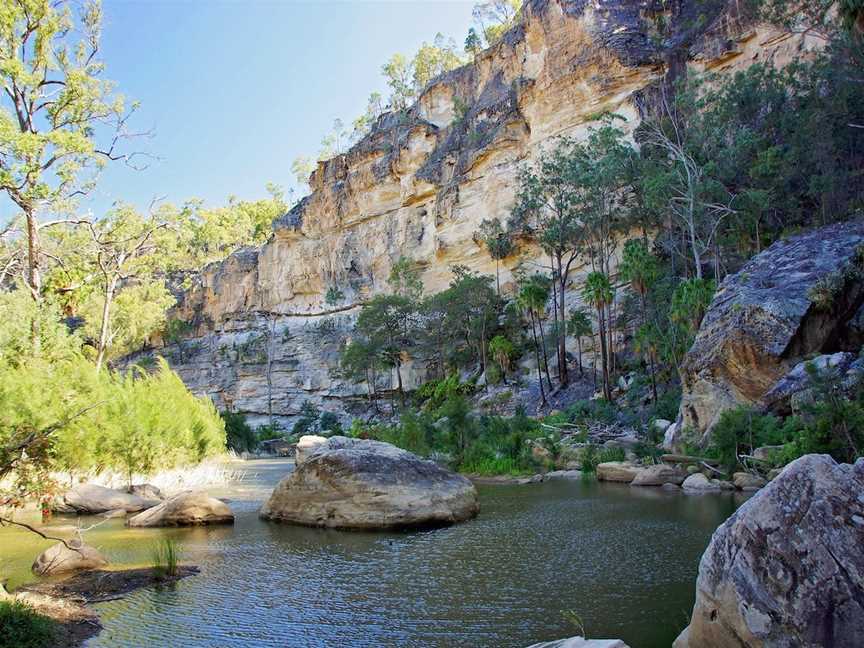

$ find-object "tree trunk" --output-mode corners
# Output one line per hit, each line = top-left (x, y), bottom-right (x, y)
(528, 310), (547, 406)
(25, 208), (42, 353)
(557, 257), (569, 387)
(95, 278), (117, 372)
(495, 258), (500, 296)
(396, 361), (404, 406)
(577, 337), (583, 376)
(597, 305), (611, 400)
(536, 311), (553, 393)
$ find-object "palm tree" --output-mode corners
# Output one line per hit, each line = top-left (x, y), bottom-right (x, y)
(582, 271), (614, 400)
(619, 240), (660, 402)
(567, 308), (592, 377)
(517, 277), (553, 405)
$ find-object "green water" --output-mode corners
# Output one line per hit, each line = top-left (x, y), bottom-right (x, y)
(0, 460), (745, 647)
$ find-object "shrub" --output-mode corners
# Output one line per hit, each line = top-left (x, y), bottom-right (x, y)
(318, 412), (342, 435)
(0, 600), (57, 648)
(597, 446), (626, 463)
(222, 411), (255, 452)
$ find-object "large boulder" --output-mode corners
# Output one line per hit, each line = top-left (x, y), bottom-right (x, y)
(732, 472), (767, 491)
(630, 464), (687, 487)
(525, 638), (630, 648)
(678, 222), (864, 442)
(53, 484), (161, 514)
(295, 434), (328, 464)
(675, 454), (864, 648)
(126, 491), (234, 527)
(260, 436), (479, 530)
(595, 462), (640, 483)
(32, 538), (107, 576)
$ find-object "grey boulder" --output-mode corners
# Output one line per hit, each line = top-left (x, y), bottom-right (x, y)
(675, 454), (864, 647)
(260, 436), (479, 530)
(54, 484), (161, 514)
(126, 491), (234, 527)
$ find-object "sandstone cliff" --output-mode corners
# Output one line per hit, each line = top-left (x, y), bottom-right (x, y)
(149, 0), (818, 427)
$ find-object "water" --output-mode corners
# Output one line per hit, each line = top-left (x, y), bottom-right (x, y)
(1, 460), (745, 648)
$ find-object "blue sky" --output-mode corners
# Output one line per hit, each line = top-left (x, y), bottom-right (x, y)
(89, 0), (477, 214)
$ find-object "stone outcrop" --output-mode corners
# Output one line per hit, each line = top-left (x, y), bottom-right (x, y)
(260, 436), (479, 529)
(126, 491), (234, 527)
(127, 0), (819, 429)
(678, 222), (864, 441)
(732, 472), (766, 491)
(32, 539), (108, 576)
(675, 454), (864, 648)
(630, 464), (687, 487)
(596, 461), (640, 483)
(763, 352), (863, 416)
(53, 484), (161, 515)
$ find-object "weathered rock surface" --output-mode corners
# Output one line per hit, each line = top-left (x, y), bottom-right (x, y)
(129, 483), (164, 500)
(595, 462), (640, 483)
(525, 638), (630, 648)
(126, 491), (234, 527)
(32, 539), (107, 576)
(124, 0), (817, 429)
(679, 222), (864, 441)
(295, 434), (328, 464)
(675, 454), (864, 648)
(763, 352), (862, 415)
(260, 436), (479, 529)
(630, 464), (687, 487)
(54, 484), (161, 515)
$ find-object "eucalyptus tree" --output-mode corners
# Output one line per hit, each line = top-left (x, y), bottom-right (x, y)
(0, 0), (143, 349)
(510, 118), (632, 387)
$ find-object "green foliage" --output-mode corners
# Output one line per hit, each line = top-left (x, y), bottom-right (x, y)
(0, 600), (57, 648)
(291, 401), (321, 437)
(325, 286), (345, 306)
(319, 411), (343, 435)
(151, 538), (180, 579)
(707, 406), (803, 473)
(0, 349), (226, 504)
(352, 394), (543, 474)
(222, 411), (256, 453)
(488, 335), (516, 372)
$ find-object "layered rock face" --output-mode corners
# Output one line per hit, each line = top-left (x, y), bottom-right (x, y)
(260, 436), (479, 529)
(678, 221), (864, 440)
(675, 454), (864, 647)
(148, 0), (817, 427)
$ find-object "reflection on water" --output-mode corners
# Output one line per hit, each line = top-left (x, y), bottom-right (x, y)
(0, 460), (745, 648)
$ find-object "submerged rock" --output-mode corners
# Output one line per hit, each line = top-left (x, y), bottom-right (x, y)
(126, 491), (234, 527)
(675, 454), (864, 648)
(53, 484), (161, 515)
(32, 539), (107, 576)
(595, 462), (640, 483)
(260, 436), (479, 530)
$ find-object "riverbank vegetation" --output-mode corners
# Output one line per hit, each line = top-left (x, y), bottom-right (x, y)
(333, 5), (864, 475)
(0, 599), (57, 648)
